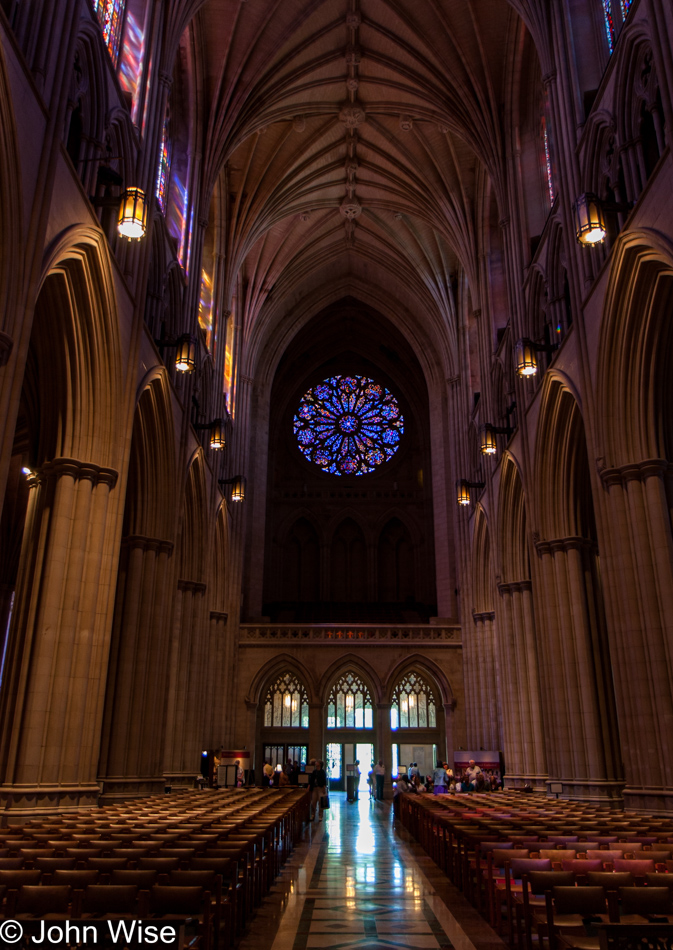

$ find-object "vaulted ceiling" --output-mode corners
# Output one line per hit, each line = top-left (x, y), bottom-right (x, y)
(188, 0), (543, 374)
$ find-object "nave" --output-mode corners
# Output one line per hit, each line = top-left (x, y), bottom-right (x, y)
(239, 794), (502, 950)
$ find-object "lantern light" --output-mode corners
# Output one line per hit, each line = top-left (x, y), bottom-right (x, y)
(515, 338), (538, 377)
(480, 423), (498, 456)
(117, 187), (148, 240)
(456, 479), (485, 507)
(573, 192), (606, 246)
(220, 475), (246, 503)
(209, 418), (226, 451)
(175, 334), (197, 373)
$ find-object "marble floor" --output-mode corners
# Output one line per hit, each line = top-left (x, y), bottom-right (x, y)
(238, 794), (506, 950)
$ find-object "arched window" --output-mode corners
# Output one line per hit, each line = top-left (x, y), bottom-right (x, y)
(263, 672), (309, 728)
(542, 115), (554, 205)
(327, 672), (373, 729)
(391, 671), (437, 730)
(93, 0), (126, 65)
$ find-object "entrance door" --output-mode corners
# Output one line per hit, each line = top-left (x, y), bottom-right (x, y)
(356, 743), (374, 793)
(326, 742), (343, 790)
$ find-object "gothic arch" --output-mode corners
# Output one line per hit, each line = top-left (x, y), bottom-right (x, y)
(318, 655), (383, 707)
(384, 654), (454, 707)
(497, 454), (530, 584)
(596, 229), (673, 468)
(177, 451), (208, 583)
(124, 373), (177, 543)
(30, 227), (123, 469)
(248, 654), (317, 707)
(533, 373), (589, 540)
(471, 505), (494, 613)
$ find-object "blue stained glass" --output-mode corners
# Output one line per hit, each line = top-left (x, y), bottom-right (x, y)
(603, 0), (616, 53)
(294, 375), (404, 476)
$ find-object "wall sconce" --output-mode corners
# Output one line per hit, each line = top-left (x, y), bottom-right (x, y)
(456, 479), (485, 507)
(90, 165), (148, 240)
(514, 338), (559, 377)
(117, 187), (148, 240)
(195, 417), (226, 451)
(219, 475), (246, 502)
(572, 192), (632, 246)
(480, 422), (513, 456)
(155, 331), (198, 373)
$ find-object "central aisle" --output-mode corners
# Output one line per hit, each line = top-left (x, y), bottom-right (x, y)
(239, 794), (506, 950)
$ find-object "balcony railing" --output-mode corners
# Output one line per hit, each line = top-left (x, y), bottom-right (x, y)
(239, 623), (462, 644)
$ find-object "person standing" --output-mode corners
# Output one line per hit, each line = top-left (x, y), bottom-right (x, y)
(465, 759), (481, 791)
(374, 759), (385, 800)
(311, 760), (328, 820)
(262, 760), (274, 787)
(432, 760), (448, 795)
(353, 759), (361, 801)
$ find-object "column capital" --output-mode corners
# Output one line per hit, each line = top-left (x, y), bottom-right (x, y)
(177, 579), (207, 594)
(472, 610), (495, 623)
(498, 580), (532, 595)
(210, 610), (228, 622)
(122, 535), (174, 555)
(600, 458), (671, 486)
(535, 536), (595, 556)
(37, 458), (118, 488)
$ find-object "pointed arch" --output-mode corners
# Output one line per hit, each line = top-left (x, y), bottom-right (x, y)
(178, 451), (208, 583)
(318, 654), (382, 707)
(498, 454), (530, 584)
(596, 229), (673, 468)
(471, 505), (494, 613)
(29, 227), (123, 469)
(0, 36), (22, 352)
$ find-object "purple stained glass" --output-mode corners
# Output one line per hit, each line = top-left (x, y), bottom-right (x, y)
(294, 375), (404, 476)
(93, 0), (126, 65)
(621, 0), (631, 16)
(603, 0), (616, 53)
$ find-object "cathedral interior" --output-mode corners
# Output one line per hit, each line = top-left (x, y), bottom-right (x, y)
(1, 0), (673, 825)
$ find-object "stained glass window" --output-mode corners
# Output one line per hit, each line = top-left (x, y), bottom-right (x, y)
(156, 114), (171, 213)
(93, 0), (126, 65)
(263, 672), (309, 728)
(620, 0), (631, 17)
(327, 672), (373, 729)
(294, 375), (404, 476)
(603, 0), (616, 53)
(391, 672), (437, 730)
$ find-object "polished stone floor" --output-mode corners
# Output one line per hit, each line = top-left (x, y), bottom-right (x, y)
(239, 794), (506, 950)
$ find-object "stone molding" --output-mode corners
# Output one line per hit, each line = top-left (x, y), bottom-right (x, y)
(0, 330), (13, 366)
(239, 624), (461, 644)
(600, 458), (672, 486)
(472, 610), (495, 623)
(177, 579), (207, 594)
(122, 535), (174, 555)
(497, 580), (532, 595)
(210, 610), (228, 622)
(535, 536), (598, 556)
(31, 458), (118, 488)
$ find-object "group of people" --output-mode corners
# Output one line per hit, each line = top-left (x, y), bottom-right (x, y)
(261, 759), (303, 787)
(391, 759), (503, 799)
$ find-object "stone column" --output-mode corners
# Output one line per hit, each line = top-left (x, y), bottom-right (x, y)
(599, 462), (673, 811)
(308, 702), (325, 763)
(377, 702), (393, 797)
(245, 700), (260, 781)
(533, 538), (623, 804)
(442, 700), (456, 765)
(0, 459), (118, 817)
(163, 580), (208, 789)
(470, 612), (499, 751)
(207, 612), (228, 748)
(98, 536), (174, 803)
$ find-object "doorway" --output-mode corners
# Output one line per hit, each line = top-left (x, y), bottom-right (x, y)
(325, 741), (374, 792)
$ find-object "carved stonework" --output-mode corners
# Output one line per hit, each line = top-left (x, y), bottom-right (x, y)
(399, 115), (414, 132)
(339, 102), (365, 129)
(239, 624), (461, 644)
(340, 195), (362, 219)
